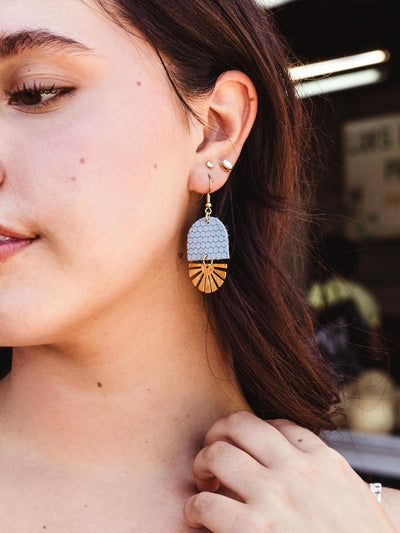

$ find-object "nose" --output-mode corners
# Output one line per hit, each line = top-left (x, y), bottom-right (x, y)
(0, 160), (5, 186)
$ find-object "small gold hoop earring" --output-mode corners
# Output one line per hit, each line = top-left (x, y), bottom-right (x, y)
(220, 160), (233, 173)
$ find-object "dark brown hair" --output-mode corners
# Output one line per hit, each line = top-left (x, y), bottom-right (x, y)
(1, 0), (343, 431)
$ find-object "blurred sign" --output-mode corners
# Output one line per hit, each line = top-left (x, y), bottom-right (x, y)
(343, 112), (400, 240)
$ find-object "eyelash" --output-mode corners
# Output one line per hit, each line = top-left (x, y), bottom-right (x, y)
(4, 82), (75, 112)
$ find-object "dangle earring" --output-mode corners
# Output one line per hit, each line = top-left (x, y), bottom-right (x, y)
(187, 163), (230, 293)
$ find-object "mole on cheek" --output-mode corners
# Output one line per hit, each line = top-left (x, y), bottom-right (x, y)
(70, 176), (77, 182)
(79, 158), (86, 164)
(153, 163), (158, 169)
(97, 382), (102, 388)
(137, 81), (142, 87)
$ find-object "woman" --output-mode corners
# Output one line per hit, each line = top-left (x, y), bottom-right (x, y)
(0, 0), (398, 530)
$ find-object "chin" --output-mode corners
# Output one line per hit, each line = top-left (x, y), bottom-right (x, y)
(0, 319), (56, 348)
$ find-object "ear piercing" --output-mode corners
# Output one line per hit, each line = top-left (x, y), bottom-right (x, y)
(206, 160), (233, 172)
(220, 160), (233, 173)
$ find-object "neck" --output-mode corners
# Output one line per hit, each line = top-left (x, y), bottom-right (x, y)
(0, 274), (249, 481)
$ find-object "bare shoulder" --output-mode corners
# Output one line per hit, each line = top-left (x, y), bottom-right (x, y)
(382, 487), (400, 531)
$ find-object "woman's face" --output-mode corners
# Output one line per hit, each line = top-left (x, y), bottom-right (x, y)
(0, 0), (200, 345)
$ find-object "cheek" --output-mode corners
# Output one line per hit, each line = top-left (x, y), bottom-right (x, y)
(0, 74), (194, 345)
(6, 85), (191, 309)
(18, 83), (186, 243)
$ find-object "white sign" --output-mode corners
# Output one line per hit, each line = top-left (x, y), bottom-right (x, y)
(343, 112), (400, 240)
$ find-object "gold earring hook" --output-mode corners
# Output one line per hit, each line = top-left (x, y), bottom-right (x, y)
(205, 174), (213, 224)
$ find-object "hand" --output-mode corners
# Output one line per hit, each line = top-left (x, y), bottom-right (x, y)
(184, 411), (397, 532)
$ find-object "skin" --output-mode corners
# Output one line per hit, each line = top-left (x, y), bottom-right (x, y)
(185, 413), (400, 532)
(0, 0), (399, 531)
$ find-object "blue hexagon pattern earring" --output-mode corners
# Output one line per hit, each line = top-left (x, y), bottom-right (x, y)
(187, 162), (231, 293)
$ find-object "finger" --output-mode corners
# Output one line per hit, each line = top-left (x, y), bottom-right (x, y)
(204, 411), (295, 467)
(266, 419), (328, 453)
(193, 440), (266, 501)
(184, 491), (247, 532)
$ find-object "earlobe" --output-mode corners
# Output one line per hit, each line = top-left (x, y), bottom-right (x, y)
(188, 70), (258, 194)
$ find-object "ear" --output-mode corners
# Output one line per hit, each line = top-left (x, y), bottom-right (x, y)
(188, 70), (258, 194)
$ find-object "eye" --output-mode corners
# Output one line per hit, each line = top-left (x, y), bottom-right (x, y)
(4, 82), (76, 112)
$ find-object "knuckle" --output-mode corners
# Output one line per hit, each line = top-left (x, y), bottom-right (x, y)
(205, 411), (254, 446)
(225, 409), (252, 428)
(204, 412), (250, 444)
(204, 440), (229, 464)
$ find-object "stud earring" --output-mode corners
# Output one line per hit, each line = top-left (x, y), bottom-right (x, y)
(187, 169), (230, 293)
(220, 159), (233, 173)
(206, 161), (214, 169)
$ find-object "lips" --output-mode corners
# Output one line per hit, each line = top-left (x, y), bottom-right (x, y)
(0, 223), (37, 240)
(0, 225), (38, 263)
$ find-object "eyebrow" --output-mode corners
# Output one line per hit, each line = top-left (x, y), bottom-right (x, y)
(0, 29), (96, 60)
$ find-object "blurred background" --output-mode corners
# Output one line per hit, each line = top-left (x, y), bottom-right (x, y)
(261, 0), (400, 488)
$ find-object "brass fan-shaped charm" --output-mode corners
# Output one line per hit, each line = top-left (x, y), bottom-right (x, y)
(189, 261), (228, 293)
